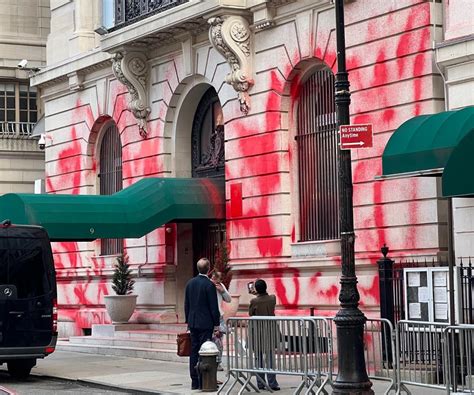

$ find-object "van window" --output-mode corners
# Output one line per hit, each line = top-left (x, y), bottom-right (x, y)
(0, 237), (51, 299)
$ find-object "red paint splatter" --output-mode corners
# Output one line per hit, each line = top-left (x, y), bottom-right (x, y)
(273, 267), (300, 308)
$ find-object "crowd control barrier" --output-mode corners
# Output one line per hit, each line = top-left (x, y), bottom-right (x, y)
(218, 316), (332, 395)
(327, 317), (397, 394)
(395, 320), (448, 393)
(219, 316), (474, 394)
(443, 324), (474, 394)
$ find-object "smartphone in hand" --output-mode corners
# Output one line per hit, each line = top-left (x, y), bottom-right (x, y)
(247, 281), (255, 294)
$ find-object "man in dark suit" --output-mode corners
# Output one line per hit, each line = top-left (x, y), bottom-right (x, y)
(249, 279), (280, 391)
(185, 258), (220, 390)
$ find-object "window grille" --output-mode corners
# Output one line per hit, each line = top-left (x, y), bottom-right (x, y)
(295, 69), (339, 242)
(99, 123), (123, 255)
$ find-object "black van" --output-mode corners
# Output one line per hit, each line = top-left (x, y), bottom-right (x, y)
(0, 221), (57, 378)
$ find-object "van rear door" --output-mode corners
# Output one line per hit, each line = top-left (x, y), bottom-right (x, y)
(0, 227), (56, 348)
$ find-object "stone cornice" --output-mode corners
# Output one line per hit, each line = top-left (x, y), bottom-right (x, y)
(436, 36), (474, 68)
(31, 50), (111, 89)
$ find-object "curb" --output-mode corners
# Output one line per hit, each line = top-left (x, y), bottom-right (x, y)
(77, 378), (176, 395)
(32, 374), (175, 395)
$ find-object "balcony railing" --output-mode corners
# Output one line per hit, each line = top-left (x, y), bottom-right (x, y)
(0, 122), (35, 138)
(113, 0), (189, 30)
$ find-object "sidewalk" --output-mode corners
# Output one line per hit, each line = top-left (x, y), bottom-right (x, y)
(11, 350), (444, 394)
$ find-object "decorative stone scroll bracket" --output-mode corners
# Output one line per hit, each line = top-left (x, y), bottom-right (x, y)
(111, 51), (151, 138)
(208, 15), (254, 115)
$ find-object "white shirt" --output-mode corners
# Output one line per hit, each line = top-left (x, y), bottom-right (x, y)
(216, 282), (231, 315)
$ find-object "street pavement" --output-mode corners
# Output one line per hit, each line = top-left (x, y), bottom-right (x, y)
(0, 371), (130, 394)
(0, 350), (447, 394)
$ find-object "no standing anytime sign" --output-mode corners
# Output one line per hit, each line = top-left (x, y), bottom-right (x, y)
(339, 124), (373, 150)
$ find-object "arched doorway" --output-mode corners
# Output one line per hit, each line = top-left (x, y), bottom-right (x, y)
(191, 87), (226, 274)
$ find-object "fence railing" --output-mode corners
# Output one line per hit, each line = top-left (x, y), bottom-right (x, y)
(220, 316), (332, 395)
(112, 0), (189, 30)
(378, 246), (474, 327)
(396, 320), (448, 392)
(327, 317), (397, 395)
(443, 324), (474, 394)
(459, 258), (474, 325)
(220, 316), (474, 394)
(0, 121), (35, 138)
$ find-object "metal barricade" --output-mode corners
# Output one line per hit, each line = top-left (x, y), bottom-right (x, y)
(443, 324), (474, 394)
(219, 316), (332, 395)
(327, 317), (397, 394)
(396, 320), (448, 393)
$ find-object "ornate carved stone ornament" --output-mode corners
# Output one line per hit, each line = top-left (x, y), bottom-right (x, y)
(111, 51), (150, 138)
(208, 16), (254, 115)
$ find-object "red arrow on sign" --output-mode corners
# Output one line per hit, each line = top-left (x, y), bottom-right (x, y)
(339, 124), (373, 150)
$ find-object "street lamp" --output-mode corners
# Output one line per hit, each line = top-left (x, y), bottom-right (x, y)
(333, 0), (373, 393)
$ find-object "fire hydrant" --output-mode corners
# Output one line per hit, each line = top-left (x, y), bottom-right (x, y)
(196, 340), (219, 392)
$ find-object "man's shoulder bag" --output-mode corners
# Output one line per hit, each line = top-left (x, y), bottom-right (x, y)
(177, 332), (191, 357)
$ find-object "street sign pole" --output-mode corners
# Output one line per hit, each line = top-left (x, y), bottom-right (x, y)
(333, 0), (373, 393)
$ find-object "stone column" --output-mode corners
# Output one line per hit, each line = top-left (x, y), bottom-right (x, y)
(69, 0), (101, 57)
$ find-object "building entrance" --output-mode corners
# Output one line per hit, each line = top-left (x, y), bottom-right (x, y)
(191, 86), (226, 273)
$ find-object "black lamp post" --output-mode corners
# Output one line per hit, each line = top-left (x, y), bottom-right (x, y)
(333, 0), (373, 393)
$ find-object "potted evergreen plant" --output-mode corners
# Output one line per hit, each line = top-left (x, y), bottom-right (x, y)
(104, 254), (137, 324)
(214, 242), (240, 319)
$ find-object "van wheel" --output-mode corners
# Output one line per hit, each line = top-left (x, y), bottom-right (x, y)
(7, 359), (36, 379)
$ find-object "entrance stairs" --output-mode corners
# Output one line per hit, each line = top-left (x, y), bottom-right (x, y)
(57, 323), (188, 363)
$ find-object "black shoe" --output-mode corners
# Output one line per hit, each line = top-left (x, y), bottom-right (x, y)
(191, 382), (199, 390)
(270, 386), (280, 391)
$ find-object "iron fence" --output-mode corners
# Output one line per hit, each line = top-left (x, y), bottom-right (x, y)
(378, 247), (474, 326)
(459, 258), (474, 325)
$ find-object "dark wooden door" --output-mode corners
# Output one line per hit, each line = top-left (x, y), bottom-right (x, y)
(192, 221), (226, 276)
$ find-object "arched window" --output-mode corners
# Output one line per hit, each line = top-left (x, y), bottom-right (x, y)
(99, 122), (123, 255)
(296, 69), (339, 242)
(191, 87), (225, 179)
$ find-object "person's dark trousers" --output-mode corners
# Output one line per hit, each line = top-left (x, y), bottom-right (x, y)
(256, 351), (279, 389)
(189, 328), (213, 389)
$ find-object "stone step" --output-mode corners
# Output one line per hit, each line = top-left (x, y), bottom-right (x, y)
(114, 329), (182, 341)
(68, 336), (177, 350)
(57, 340), (187, 363)
(148, 323), (188, 332)
(92, 324), (186, 338)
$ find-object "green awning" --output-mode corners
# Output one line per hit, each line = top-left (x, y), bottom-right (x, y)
(382, 106), (474, 178)
(443, 125), (474, 197)
(0, 178), (225, 241)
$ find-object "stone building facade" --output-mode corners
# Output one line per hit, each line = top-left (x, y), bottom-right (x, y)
(31, 0), (464, 337)
(435, 0), (474, 258)
(0, 0), (49, 194)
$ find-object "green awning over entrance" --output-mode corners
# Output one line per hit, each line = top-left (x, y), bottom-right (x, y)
(382, 106), (474, 178)
(0, 178), (225, 241)
(443, 126), (474, 197)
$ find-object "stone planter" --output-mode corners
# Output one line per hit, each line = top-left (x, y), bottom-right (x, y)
(222, 294), (240, 320)
(104, 295), (137, 324)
